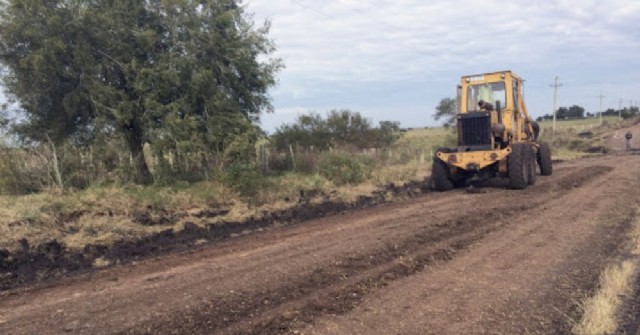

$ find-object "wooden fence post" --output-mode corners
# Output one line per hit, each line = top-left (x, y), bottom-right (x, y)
(289, 144), (296, 171)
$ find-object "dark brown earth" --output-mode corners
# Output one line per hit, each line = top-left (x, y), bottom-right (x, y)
(0, 182), (426, 292)
(1, 138), (640, 334)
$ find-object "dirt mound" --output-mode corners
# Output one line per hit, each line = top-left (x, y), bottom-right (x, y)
(0, 180), (429, 291)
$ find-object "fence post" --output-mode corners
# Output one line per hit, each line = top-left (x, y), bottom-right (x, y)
(259, 144), (269, 175)
(289, 144), (296, 171)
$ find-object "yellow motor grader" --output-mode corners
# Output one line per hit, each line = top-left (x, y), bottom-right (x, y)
(432, 70), (552, 191)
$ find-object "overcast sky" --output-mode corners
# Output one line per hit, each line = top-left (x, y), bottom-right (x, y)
(246, 0), (640, 133)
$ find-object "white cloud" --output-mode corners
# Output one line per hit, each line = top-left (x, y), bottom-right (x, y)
(246, 0), (640, 130)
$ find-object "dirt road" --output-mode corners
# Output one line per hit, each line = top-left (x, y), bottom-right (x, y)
(1, 153), (639, 334)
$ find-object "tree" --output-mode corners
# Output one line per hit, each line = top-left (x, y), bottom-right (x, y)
(537, 105), (586, 121)
(434, 98), (456, 127)
(556, 105), (585, 119)
(377, 120), (401, 147)
(324, 109), (373, 148)
(272, 110), (400, 151)
(0, 0), (283, 184)
(272, 112), (331, 151)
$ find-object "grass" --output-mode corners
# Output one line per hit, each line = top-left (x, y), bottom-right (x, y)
(537, 116), (631, 161)
(0, 180), (260, 250)
(573, 208), (640, 335)
(537, 116), (622, 132)
(0, 169), (410, 252)
(0, 118), (635, 253)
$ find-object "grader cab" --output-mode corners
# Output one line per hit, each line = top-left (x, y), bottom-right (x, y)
(432, 70), (552, 191)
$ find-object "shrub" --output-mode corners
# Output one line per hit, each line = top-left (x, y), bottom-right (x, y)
(0, 147), (48, 194)
(316, 152), (373, 186)
(272, 110), (401, 151)
(294, 152), (319, 173)
(222, 163), (269, 197)
(267, 152), (290, 173)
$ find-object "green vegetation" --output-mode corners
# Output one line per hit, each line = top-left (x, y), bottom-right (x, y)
(1, 112), (636, 253)
(316, 152), (373, 186)
(0, 0), (282, 185)
(0, 124), (456, 251)
(538, 106), (639, 121)
(433, 97), (456, 127)
(537, 105), (586, 120)
(271, 109), (401, 151)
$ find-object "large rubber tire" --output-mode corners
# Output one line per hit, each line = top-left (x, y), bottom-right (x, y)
(527, 144), (537, 185)
(508, 143), (529, 189)
(537, 142), (552, 176)
(432, 149), (453, 191)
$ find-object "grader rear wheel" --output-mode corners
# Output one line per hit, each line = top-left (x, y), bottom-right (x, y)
(432, 149), (454, 191)
(537, 142), (552, 176)
(527, 145), (537, 185)
(508, 143), (529, 189)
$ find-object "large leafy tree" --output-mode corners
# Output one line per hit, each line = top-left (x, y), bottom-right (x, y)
(0, 0), (282, 183)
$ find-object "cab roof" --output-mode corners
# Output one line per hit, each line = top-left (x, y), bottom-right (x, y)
(461, 70), (523, 81)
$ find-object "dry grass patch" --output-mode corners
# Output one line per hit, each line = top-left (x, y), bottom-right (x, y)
(573, 208), (640, 335)
(93, 256), (112, 268)
(536, 116), (634, 161)
(62, 215), (168, 250)
(0, 170), (404, 252)
(0, 183), (237, 251)
(371, 161), (428, 186)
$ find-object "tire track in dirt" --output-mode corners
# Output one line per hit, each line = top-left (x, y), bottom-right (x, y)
(124, 165), (612, 335)
(0, 181), (431, 292)
(478, 187), (639, 334)
(300, 158), (640, 335)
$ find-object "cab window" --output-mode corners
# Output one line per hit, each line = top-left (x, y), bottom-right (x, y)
(467, 82), (506, 111)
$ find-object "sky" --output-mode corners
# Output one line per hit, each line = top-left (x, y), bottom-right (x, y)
(245, 0), (640, 133)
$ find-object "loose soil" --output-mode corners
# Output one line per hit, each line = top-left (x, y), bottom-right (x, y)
(0, 152), (639, 334)
(609, 121), (640, 335)
(0, 181), (425, 291)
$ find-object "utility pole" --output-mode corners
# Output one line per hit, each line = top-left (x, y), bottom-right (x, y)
(550, 76), (563, 133)
(598, 93), (605, 125)
(619, 98), (623, 118)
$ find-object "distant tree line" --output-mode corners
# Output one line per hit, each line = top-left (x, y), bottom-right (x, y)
(537, 105), (639, 121)
(537, 105), (586, 121)
(600, 107), (640, 119)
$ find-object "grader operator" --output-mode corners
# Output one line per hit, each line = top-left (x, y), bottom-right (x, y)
(432, 70), (552, 191)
